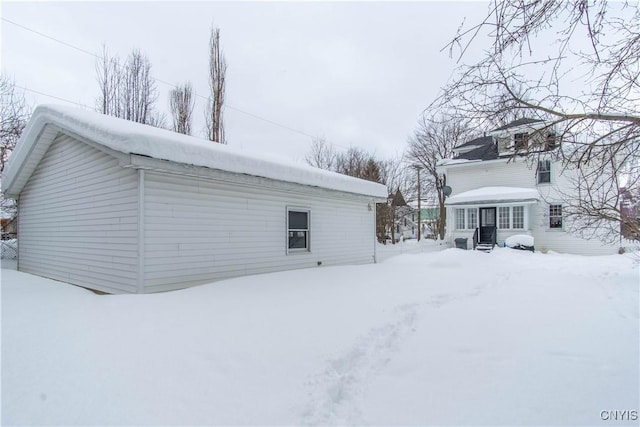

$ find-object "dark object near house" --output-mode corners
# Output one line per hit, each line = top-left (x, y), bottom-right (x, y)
(508, 243), (535, 252)
(454, 238), (468, 250)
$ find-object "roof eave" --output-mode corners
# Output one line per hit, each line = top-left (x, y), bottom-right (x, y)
(445, 198), (539, 206)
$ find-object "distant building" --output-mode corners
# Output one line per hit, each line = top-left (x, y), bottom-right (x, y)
(437, 118), (619, 254)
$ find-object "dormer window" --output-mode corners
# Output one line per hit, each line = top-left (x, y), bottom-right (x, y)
(514, 133), (528, 150)
(545, 133), (557, 150)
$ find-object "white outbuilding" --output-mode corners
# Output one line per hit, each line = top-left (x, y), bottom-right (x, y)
(2, 105), (387, 294)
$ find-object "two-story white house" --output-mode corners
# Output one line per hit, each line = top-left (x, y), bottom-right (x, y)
(437, 118), (619, 255)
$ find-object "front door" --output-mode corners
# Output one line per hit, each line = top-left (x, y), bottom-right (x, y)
(479, 207), (496, 243)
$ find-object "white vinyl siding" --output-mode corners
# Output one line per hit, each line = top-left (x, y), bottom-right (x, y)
(18, 134), (138, 293)
(142, 171), (375, 292)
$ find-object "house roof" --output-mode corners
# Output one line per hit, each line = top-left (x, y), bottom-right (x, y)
(2, 105), (388, 199)
(454, 135), (494, 150)
(445, 186), (540, 206)
(491, 118), (544, 132)
(456, 140), (498, 161)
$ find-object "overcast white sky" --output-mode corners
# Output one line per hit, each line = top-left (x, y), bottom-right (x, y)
(1, 1), (491, 164)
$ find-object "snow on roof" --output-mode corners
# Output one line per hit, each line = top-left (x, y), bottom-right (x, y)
(491, 118), (544, 132)
(445, 186), (540, 206)
(3, 105), (388, 199)
(437, 158), (476, 167)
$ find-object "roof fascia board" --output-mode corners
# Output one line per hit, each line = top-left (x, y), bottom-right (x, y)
(126, 154), (387, 202)
(2, 123), (61, 198)
(445, 198), (539, 207)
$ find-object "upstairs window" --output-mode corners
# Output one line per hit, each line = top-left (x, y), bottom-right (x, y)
(549, 204), (563, 229)
(514, 133), (528, 150)
(288, 208), (310, 252)
(538, 160), (551, 184)
(545, 133), (557, 150)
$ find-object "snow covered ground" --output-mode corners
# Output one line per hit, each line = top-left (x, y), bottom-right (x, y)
(2, 248), (638, 426)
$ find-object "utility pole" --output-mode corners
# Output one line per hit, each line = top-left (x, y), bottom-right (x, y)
(414, 165), (422, 241)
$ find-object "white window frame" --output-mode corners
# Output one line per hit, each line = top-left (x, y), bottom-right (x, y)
(456, 208), (465, 230)
(287, 207), (311, 253)
(538, 160), (551, 184)
(498, 206), (510, 229)
(514, 132), (528, 150)
(549, 204), (563, 229)
(512, 206), (524, 229)
(466, 208), (477, 230)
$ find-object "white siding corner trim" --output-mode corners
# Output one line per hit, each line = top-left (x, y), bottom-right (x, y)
(137, 169), (145, 293)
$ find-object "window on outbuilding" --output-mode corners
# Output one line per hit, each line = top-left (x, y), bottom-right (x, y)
(287, 208), (310, 252)
(549, 204), (563, 229)
(538, 160), (551, 184)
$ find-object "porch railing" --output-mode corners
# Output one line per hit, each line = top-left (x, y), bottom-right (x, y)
(490, 226), (497, 249)
(472, 228), (479, 250)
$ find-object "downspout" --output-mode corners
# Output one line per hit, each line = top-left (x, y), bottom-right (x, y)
(15, 197), (20, 271)
(373, 199), (378, 263)
(137, 169), (145, 293)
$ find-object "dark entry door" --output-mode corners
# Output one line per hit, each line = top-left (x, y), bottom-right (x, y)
(479, 207), (496, 243)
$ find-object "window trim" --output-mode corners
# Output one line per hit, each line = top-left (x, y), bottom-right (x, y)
(514, 132), (529, 150)
(549, 204), (563, 230)
(512, 206), (524, 229)
(537, 160), (551, 184)
(287, 207), (311, 254)
(455, 208), (466, 230)
(466, 208), (477, 230)
(498, 206), (510, 229)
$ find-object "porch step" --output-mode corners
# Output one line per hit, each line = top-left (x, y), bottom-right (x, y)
(475, 243), (494, 252)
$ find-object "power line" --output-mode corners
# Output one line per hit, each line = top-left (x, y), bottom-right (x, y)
(2, 17), (101, 60)
(14, 84), (89, 108)
(2, 17), (325, 143)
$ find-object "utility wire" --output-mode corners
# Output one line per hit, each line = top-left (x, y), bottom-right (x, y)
(2, 17), (324, 143)
(14, 84), (89, 108)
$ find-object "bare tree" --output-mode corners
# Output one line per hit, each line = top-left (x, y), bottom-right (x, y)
(436, 0), (640, 242)
(169, 82), (195, 135)
(0, 75), (30, 174)
(408, 113), (473, 239)
(1, 74), (30, 224)
(96, 45), (122, 118)
(95, 47), (164, 127)
(206, 26), (227, 144)
(305, 137), (337, 170)
(304, 140), (406, 242)
(377, 155), (414, 243)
